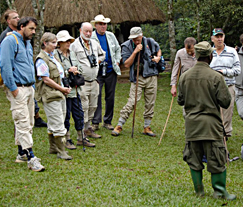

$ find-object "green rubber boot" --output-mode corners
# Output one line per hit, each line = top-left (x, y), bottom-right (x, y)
(211, 170), (236, 200)
(190, 168), (205, 196)
(48, 134), (58, 154)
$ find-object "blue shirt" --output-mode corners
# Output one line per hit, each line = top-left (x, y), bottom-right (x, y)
(1, 31), (35, 91)
(96, 31), (113, 73)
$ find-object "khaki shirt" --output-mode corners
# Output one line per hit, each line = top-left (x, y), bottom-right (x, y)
(70, 37), (105, 81)
(170, 48), (197, 86)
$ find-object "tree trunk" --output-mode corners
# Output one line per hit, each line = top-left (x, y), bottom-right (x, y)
(167, 0), (176, 67)
(31, 0), (45, 58)
(6, 0), (16, 9)
(196, 0), (200, 41)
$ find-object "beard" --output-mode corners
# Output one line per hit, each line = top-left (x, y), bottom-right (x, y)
(81, 32), (90, 41)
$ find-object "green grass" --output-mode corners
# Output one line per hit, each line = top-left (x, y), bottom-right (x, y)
(0, 73), (243, 206)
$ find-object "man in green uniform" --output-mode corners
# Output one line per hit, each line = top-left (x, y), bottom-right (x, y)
(178, 41), (236, 200)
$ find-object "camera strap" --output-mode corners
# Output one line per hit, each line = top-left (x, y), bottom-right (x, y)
(57, 50), (73, 66)
(57, 50), (74, 76)
(79, 37), (95, 58)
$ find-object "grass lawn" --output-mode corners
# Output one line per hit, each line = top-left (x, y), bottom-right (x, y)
(0, 73), (242, 207)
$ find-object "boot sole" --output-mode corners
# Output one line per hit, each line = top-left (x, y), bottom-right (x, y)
(142, 133), (156, 137)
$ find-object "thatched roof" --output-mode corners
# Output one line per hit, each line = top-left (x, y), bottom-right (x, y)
(13, 0), (165, 28)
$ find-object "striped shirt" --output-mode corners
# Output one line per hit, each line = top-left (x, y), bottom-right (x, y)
(210, 44), (241, 86)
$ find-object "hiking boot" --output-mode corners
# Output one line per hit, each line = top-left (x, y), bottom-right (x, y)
(65, 139), (77, 150)
(15, 154), (28, 163)
(103, 123), (114, 130)
(111, 125), (122, 136)
(92, 124), (99, 131)
(77, 138), (96, 147)
(34, 117), (47, 128)
(84, 127), (101, 138)
(142, 126), (156, 137)
(27, 157), (45, 172)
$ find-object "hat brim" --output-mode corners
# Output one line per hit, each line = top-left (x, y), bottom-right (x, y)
(213, 32), (224, 36)
(91, 18), (111, 27)
(195, 48), (216, 59)
(128, 33), (143, 40)
(57, 37), (75, 43)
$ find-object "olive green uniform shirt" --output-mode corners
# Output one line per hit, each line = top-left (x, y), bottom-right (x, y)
(178, 61), (231, 141)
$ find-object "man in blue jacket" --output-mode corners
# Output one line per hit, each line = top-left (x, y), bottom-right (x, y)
(112, 27), (161, 137)
(1, 17), (45, 172)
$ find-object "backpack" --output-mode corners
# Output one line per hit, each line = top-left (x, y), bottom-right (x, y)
(0, 33), (19, 85)
(147, 38), (166, 73)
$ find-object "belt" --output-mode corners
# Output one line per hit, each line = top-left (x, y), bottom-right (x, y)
(84, 80), (95, 83)
(16, 82), (34, 87)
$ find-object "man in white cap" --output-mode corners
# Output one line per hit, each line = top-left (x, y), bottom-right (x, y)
(90, 14), (121, 131)
(70, 22), (105, 139)
(210, 28), (241, 142)
(112, 27), (161, 137)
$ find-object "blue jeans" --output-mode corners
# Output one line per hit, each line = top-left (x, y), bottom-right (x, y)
(65, 94), (84, 132)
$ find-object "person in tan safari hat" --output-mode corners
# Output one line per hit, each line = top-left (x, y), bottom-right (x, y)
(55, 30), (95, 149)
(178, 41), (236, 200)
(90, 14), (121, 132)
(111, 27), (161, 137)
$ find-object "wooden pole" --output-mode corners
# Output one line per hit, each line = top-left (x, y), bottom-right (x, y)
(158, 58), (182, 145)
(131, 52), (140, 138)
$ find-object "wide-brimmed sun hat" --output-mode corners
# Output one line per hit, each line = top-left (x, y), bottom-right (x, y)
(91, 14), (111, 27)
(56, 30), (74, 43)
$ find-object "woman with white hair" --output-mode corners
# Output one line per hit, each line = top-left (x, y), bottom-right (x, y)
(55, 30), (95, 148)
(35, 32), (72, 160)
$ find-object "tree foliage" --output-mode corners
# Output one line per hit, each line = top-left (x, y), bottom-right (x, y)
(144, 0), (243, 59)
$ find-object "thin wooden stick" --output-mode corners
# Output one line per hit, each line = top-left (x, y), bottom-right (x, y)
(158, 58), (182, 145)
(220, 109), (230, 165)
(131, 52), (140, 138)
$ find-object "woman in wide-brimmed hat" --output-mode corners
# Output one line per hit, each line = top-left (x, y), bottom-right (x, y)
(55, 30), (95, 149)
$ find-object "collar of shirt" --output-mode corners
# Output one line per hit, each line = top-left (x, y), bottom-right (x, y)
(213, 43), (227, 55)
(80, 36), (90, 50)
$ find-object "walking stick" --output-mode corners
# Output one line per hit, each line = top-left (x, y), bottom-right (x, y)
(131, 52), (140, 138)
(220, 110), (229, 165)
(76, 86), (85, 152)
(158, 59), (182, 145)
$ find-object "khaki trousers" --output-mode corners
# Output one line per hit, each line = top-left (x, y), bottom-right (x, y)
(220, 85), (235, 137)
(43, 99), (67, 137)
(120, 75), (157, 121)
(6, 86), (34, 149)
(80, 81), (99, 125)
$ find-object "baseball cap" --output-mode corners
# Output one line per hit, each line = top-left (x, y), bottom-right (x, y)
(128, 27), (143, 39)
(194, 41), (216, 59)
(212, 28), (224, 36)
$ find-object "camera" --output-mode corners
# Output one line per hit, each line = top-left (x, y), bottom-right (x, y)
(87, 54), (97, 68)
(148, 52), (157, 68)
(62, 77), (70, 88)
(99, 61), (108, 76)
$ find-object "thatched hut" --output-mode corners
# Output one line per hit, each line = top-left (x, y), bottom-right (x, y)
(13, 0), (165, 41)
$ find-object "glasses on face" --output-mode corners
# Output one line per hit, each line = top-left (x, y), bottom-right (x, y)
(97, 22), (107, 26)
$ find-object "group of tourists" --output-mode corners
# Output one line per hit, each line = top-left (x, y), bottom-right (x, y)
(0, 8), (242, 201)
